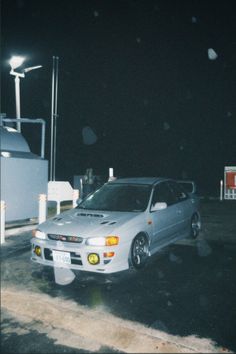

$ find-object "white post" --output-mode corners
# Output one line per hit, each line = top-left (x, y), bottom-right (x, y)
(220, 180), (223, 201)
(56, 201), (60, 215)
(0, 201), (6, 244)
(108, 167), (116, 181)
(73, 189), (79, 208)
(109, 167), (114, 178)
(80, 178), (83, 198)
(39, 194), (47, 224)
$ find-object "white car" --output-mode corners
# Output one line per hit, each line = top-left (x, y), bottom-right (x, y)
(31, 177), (201, 274)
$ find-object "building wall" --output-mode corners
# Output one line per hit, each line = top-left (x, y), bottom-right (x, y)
(1, 157), (48, 221)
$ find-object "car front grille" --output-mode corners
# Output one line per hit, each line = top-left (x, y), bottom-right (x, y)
(44, 248), (83, 265)
(48, 234), (83, 243)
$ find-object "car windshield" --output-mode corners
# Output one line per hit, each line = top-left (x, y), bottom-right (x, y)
(77, 183), (152, 212)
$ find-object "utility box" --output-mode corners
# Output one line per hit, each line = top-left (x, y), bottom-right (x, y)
(0, 122), (48, 222)
(224, 166), (236, 200)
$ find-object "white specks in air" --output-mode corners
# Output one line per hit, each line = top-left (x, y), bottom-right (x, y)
(82, 126), (98, 145)
(196, 239), (212, 257)
(227, 111), (232, 117)
(163, 121), (170, 131)
(93, 10), (99, 17)
(191, 16), (197, 23)
(157, 270), (165, 279)
(136, 37), (141, 43)
(169, 252), (182, 264)
(208, 48), (218, 60)
(54, 267), (75, 285)
(199, 295), (209, 308)
(151, 320), (168, 331)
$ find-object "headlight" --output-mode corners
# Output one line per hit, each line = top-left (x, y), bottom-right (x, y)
(86, 237), (106, 246)
(86, 236), (119, 246)
(32, 230), (46, 240)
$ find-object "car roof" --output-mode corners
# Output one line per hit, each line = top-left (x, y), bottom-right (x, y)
(109, 177), (168, 186)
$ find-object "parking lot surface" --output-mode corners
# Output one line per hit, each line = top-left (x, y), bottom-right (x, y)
(1, 200), (236, 353)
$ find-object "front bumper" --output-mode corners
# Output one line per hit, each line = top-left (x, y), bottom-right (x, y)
(31, 238), (130, 274)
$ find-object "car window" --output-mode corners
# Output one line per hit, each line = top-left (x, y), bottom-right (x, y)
(178, 181), (196, 194)
(168, 181), (188, 202)
(77, 183), (151, 212)
(151, 182), (177, 207)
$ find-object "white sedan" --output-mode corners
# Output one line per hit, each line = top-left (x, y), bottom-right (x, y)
(31, 177), (201, 274)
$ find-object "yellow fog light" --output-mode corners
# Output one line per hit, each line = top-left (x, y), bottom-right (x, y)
(88, 253), (100, 265)
(34, 246), (41, 257)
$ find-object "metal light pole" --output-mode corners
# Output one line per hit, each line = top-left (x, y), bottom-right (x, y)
(9, 56), (25, 132)
(50, 56), (59, 181)
(9, 56), (42, 132)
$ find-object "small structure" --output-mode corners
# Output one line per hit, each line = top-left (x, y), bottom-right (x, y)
(47, 181), (79, 215)
(74, 168), (102, 199)
(73, 169), (110, 199)
(0, 117), (48, 221)
(224, 166), (236, 200)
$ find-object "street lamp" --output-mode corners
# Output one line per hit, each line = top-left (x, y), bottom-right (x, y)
(9, 55), (42, 132)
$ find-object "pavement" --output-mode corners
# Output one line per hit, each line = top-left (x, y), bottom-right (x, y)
(1, 200), (236, 353)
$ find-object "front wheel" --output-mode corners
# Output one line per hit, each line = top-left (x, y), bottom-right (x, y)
(130, 234), (149, 270)
(190, 213), (201, 239)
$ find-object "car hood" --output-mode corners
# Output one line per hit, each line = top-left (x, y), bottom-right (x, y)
(38, 208), (141, 237)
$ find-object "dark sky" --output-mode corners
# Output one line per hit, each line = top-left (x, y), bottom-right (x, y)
(1, 0), (236, 194)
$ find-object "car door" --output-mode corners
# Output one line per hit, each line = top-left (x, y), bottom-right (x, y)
(150, 181), (181, 251)
(167, 180), (190, 236)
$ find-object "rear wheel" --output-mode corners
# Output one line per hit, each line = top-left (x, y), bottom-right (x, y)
(190, 213), (201, 239)
(130, 234), (149, 270)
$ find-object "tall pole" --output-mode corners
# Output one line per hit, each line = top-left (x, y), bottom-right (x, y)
(15, 75), (21, 132)
(53, 57), (59, 181)
(50, 58), (55, 181)
(50, 56), (59, 181)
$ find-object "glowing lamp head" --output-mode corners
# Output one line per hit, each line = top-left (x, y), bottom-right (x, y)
(9, 56), (25, 70)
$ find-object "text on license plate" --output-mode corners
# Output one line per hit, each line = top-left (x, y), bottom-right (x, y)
(52, 250), (71, 264)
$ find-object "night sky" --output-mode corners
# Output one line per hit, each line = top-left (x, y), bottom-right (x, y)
(1, 0), (236, 194)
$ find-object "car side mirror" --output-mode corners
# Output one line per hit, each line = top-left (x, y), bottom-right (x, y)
(151, 202), (167, 212)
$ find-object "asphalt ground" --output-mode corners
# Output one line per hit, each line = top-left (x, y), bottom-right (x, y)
(1, 200), (236, 353)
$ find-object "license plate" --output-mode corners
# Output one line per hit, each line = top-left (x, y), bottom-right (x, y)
(52, 250), (71, 265)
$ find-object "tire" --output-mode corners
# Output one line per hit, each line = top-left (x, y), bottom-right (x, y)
(190, 213), (201, 239)
(130, 234), (149, 270)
